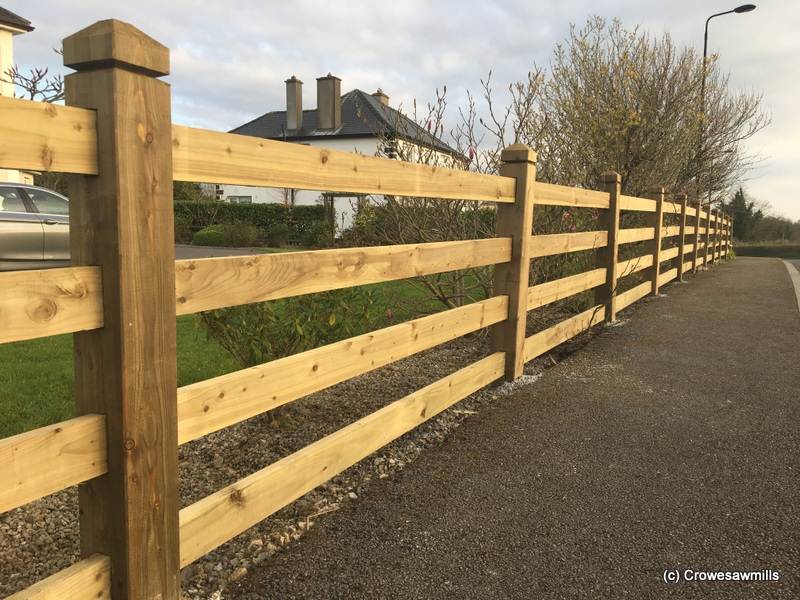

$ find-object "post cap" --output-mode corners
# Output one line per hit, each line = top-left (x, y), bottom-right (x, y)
(63, 19), (169, 77)
(600, 171), (621, 184)
(501, 144), (537, 164)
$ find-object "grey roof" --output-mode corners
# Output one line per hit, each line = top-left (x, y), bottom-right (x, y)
(231, 89), (461, 158)
(0, 7), (33, 32)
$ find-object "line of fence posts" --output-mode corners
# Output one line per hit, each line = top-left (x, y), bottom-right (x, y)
(4, 18), (734, 599)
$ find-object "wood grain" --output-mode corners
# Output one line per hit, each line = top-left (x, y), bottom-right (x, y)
(534, 181), (609, 208)
(617, 254), (653, 278)
(528, 230), (608, 258)
(64, 20), (180, 599)
(0, 96), (98, 174)
(524, 304), (605, 362)
(619, 195), (657, 212)
(0, 267), (103, 344)
(177, 295), (508, 444)
(0, 415), (106, 513)
(616, 281), (651, 311)
(179, 353), (505, 567)
(618, 227), (655, 244)
(526, 268), (606, 311)
(5, 554), (110, 600)
(172, 124), (515, 202)
(175, 237), (510, 315)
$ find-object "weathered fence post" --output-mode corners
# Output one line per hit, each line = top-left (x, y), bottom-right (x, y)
(650, 187), (665, 295)
(64, 20), (180, 599)
(491, 144), (536, 380)
(676, 193), (688, 281)
(595, 172), (621, 321)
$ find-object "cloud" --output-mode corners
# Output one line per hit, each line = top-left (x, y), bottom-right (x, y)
(10, 0), (798, 219)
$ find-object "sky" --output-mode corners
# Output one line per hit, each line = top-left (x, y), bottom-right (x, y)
(8, 0), (799, 219)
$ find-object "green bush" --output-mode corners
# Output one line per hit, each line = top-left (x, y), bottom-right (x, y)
(267, 223), (291, 247)
(199, 287), (380, 368)
(192, 225), (226, 246)
(174, 201), (325, 245)
(192, 222), (260, 247)
(303, 220), (334, 248)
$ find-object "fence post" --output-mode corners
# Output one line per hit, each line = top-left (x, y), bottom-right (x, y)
(728, 215), (734, 257)
(491, 144), (536, 381)
(675, 194), (688, 281)
(650, 187), (665, 294)
(692, 199), (701, 273)
(703, 203), (712, 268)
(714, 209), (721, 263)
(63, 20), (179, 600)
(595, 172), (621, 321)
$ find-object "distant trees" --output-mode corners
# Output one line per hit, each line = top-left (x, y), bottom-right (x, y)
(721, 187), (800, 242)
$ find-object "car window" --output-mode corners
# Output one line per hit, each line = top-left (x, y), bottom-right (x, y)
(26, 189), (69, 216)
(0, 188), (28, 213)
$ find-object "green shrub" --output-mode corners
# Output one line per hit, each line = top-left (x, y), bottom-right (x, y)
(192, 225), (227, 246)
(192, 222), (260, 247)
(303, 220), (334, 248)
(199, 287), (380, 368)
(174, 201), (325, 244)
(267, 223), (291, 247)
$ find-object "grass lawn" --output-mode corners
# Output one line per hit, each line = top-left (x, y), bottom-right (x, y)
(0, 274), (476, 438)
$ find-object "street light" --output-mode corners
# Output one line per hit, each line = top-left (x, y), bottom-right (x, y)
(697, 4), (756, 209)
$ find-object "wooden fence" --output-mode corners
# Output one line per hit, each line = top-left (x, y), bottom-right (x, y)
(0, 19), (733, 600)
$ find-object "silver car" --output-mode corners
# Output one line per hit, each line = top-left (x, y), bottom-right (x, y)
(0, 183), (70, 271)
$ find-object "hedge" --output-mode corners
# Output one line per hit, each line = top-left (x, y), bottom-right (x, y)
(174, 201), (326, 244)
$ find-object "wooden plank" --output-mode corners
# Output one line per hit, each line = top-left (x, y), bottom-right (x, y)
(658, 268), (677, 286)
(682, 260), (693, 273)
(0, 96), (98, 174)
(533, 181), (609, 209)
(5, 554), (110, 600)
(685, 205), (697, 218)
(616, 281), (651, 311)
(663, 200), (682, 215)
(523, 304), (605, 362)
(618, 227), (655, 244)
(703, 204), (712, 267)
(526, 268), (606, 310)
(179, 352), (505, 567)
(0, 415), (106, 513)
(528, 230), (608, 258)
(178, 295), (508, 444)
(490, 145), (536, 380)
(619, 194), (656, 212)
(0, 267), (103, 345)
(692, 199), (701, 273)
(617, 253), (653, 277)
(662, 225), (681, 238)
(64, 20), (180, 599)
(685, 226), (696, 235)
(661, 246), (680, 261)
(176, 237), (510, 315)
(172, 124), (514, 203)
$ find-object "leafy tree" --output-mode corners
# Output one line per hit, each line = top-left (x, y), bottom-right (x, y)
(722, 187), (764, 241)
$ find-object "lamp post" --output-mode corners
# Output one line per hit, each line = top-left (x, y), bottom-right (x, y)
(697, 4), (756, 208)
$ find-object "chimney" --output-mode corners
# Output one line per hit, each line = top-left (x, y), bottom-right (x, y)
(372, 88), (389, 106)
(285, 75), (303, 131)
(316, 73), (341, 131)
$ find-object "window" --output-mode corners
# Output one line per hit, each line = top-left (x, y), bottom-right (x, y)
(26, 189), (69, 215)
(227, 196), (253, 204)
(0, 188), (27, 213)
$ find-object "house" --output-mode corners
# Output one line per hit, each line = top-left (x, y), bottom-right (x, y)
(211, 74), (462, 231)
(0, 6), (34, 184)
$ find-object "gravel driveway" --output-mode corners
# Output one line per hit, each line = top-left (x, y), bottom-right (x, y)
(231, 258), (800, 599)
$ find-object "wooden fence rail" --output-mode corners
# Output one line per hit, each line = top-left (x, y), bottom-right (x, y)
(0, 18), (733, 600)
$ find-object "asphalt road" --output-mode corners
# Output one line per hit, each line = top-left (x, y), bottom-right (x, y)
(231, 258), (800, 599)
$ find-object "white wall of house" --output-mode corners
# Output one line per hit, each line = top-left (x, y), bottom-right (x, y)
(0, 23), (33, 184)
(214, 136), (380, 231)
